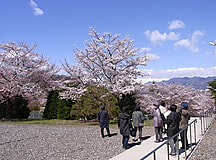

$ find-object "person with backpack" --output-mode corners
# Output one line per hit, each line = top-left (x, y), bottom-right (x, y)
(132, 105), (145, 142)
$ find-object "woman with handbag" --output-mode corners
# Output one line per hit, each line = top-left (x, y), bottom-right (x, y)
(165, 104), (181, 156)
(132, 105), (145, 142)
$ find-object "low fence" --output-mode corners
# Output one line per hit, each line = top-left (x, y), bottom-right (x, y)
(140, 108), (215, 160)
(28, 110), (43, 119)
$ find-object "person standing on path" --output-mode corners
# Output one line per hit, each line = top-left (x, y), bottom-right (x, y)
(159, 100), (167, 114)
(159, 100), (167, 133)
(179, 102), (190, 149)
(98, 105), (110, 138)
(165, 104), (181, 156)
(118, 107), (132, 149)
(164, 105), (171, 133)
(153, 102), (163, 143)
(132, 105), (145, 142)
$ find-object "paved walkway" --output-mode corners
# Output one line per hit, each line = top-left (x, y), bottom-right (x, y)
(110, 117), (214, 160)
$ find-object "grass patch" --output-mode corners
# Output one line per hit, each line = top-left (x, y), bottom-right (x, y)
(144, 119), (153, 126)
(0, 119), (80, 125)
(0, 119), (153, 128)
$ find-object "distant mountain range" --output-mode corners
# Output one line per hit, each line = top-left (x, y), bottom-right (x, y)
(56, 74), (215, 90)
(158, 76), (216, 90)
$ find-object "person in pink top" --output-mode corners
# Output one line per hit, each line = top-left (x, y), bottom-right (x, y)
(153, 102), (163, 143)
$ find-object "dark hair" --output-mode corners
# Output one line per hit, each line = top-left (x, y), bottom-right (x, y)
(170, 104), (177, 112)
(160, 100), (165, 107)
(122, 107), (128, 113)
(100, 105), (105, 110)
(135, 105), (140, 111)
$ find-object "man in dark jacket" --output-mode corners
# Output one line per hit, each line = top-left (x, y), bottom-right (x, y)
(165, 104), (181, 156)
(98, 105), (110, 138)
(118, 107), (131, 149)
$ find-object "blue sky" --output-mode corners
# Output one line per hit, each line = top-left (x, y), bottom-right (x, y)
(1, 0), (216, 82)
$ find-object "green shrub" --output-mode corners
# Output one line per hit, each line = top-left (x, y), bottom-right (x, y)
(57, 99), (74, 119)
(71, 85), (120, 120)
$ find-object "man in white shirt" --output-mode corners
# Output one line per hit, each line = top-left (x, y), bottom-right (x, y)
(159, 100), (167, 133)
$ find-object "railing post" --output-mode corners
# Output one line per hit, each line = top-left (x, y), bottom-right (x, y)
(205, 111), (208, 131)
(203, 114), (205, 134)
(189, 125), (192, 150)
(200, 116), (203, 135)
(153, 152), (156, 160)
(184, 129), (187, 158)
(177, 135), (180, 160)
(194, 120), (197, 143)
(167, 142), (170, 160)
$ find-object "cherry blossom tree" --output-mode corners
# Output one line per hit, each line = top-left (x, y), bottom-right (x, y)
(62, 28), (150, 99)
(60, 28), (214, 116)
(0, 41), (59, 108)
(136, 82), (214, 115)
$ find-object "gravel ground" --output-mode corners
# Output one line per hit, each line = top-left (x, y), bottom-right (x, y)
(0, 123), (155, 160)
(189, 121), (216, 160)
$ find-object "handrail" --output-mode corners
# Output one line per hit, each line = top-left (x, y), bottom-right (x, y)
(140, 119), (197, 160)
(200, 107), (215, 135)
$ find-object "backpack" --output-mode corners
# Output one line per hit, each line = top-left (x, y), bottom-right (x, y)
(160, 112), (165, 121)
(130, 127), (136, 137)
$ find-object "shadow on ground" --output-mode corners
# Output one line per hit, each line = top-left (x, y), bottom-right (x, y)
(127, 136), (151, 149)
(104, 133), (118, 138)
(179, 142), (197, 155)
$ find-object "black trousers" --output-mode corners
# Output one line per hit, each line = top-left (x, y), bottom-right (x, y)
(180, 128), (188, 148)
(101, 128), (110, 137)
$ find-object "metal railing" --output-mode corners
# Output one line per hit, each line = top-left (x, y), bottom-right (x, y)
(140, 119), (197, 160)
(200, 107), (215, 135)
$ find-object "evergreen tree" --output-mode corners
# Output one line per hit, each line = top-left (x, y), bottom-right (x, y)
(118, 93), (137, 116)
(43, 90), (60, 119)
(10, 95), (29, 119)
(0, 95), (29, 119)
(208, 79), (216, 106)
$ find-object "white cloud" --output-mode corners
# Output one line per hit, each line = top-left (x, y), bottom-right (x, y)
(145, 30), (180, 45)
(145, 53), (160, 61)
(140, 67), (216, 83)
(30, 0), (44, 16)
(174, 39), (198, 52)
(174, 30), (204, 53)
(169, 20), (185, 30)
(139, 47), (160, 61)
(140, 47), (151, 53)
